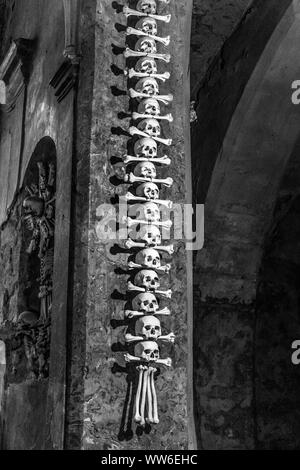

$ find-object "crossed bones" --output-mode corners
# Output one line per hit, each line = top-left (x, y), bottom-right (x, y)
(118, 0), (174, 429)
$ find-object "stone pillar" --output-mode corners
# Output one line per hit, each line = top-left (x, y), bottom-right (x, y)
(67, 0), (194, 450)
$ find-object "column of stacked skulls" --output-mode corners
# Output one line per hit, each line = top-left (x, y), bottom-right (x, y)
(116, 0), (175, 427)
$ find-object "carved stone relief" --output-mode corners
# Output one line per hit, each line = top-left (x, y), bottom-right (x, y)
(0, 161), (56, 381)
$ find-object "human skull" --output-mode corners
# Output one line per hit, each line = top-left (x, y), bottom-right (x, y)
(136, 17), (158, 36)
(136, 182), (160, 199)
(138, 118), (161, 138)
(135, 37), (157, 54)
(136, 316), (161, 340)
(136, 77), (159, 96)
(135, 202), (160, 222)
(134, 269), (160, 290)
(136, 57), (158, 75)
(135, 341), (160, 362)
(135, 248), (161, 269)
(133, 162), (157, 179)
(132, 292), (159, 313)
(138, 98), (160, 116)
(136, 0), (157, 15)
(135, 225), (162, 245)
(134, 138), (157, 157)
(23, 196), (44, 217)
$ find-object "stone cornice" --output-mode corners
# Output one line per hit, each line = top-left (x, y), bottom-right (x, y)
(0, 38), (35, 112)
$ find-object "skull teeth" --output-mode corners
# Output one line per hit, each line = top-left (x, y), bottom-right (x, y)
(129, 126), (172, 146)
(124, 239), (175, 254)
(126, 27), (171, 46)
(127, 281), (172, 299)
(125, 69), (170, 82)
(127, 261), (171, 273)
(123, 216), (172, 230)
(124, 307), (171, 319)
(129, 89), (173, 105)
(124, 47), (171, 63)
(124, 173), (173, 187)
(120, 193), (173, 209)
(123, 7), (172, 23)
(132, 112), (173, 122)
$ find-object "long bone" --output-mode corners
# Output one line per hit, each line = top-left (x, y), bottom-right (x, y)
(158, 333), (176, 343)
(120, 193), (173, 209)
(129, 126), (172, 146)
(127, 282), (173, 299)
(124, 173), (173, 187)
(124, 48), (171, 63)
(124, 353), (172, 368)
(150, 367), (159, 424)
(127, 261), (171, 273)
(124, 216), (173, 230)
(125, 332), (175, 344)
(125, 69), (170, 81)
(146, 368), (154, 423)
(125, 333), (144, 343)
(121, 155), (171, 165)
(135, 365), (145, 423)
(132, 112), (173, 122)
(129, 89), (173, 105)
(155, 358), (172, 368)
(140, 367), (149, 426)
(126, 27), (170, 46)
(124, 307), (171, 319)
(123, 6), (171, 23)
(125, 239), (175, 254)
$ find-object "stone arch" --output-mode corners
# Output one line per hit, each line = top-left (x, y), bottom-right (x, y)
(192, 0), (300, 449)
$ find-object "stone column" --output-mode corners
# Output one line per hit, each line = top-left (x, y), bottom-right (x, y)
(67, 0), (194, 450)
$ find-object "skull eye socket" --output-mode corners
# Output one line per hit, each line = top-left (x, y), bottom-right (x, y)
(145, 325), (151, 331)
(155, 326), (160, 330)
(143, 300), (149, 306)
(144, 349), (152, 355)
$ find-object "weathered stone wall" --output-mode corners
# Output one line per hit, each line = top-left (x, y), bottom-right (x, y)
(0, 0), (74, 450)
(192, 0), (300, 450)
(254, 135), (300, 449)
(191, 0), (253, 94)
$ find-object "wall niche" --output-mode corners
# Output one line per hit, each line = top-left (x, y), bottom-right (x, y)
(6, 137), (57, 384)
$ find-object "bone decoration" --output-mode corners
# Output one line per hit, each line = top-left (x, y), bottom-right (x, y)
(115, 0), (174, 428)
(126, 27), (170, 46)
(123, 7), (171, 24)
(124, 47), (171, 62)
(125, 68), (170, 82)
(121, 154), (171, 165)
(125, 316), (175, 343)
